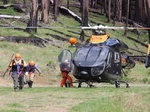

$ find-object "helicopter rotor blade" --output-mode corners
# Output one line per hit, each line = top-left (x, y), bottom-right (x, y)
(81, 25), (150, 30)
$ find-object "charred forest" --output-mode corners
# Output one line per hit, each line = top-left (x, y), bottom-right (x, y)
(0, 0), (150, 46)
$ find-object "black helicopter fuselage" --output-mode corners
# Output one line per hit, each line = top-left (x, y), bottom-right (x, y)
(72, 35), (135, 83)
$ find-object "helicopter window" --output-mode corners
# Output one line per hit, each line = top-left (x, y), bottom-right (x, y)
(74, 47), (90, 61)
(114, 52), (120, 63)
(106, 52), (111, 67)
(86, 46), (101, 62)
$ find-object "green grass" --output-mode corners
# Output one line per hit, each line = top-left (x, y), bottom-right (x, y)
(0, 86), (149, 112)
(0, 7), (18, 15)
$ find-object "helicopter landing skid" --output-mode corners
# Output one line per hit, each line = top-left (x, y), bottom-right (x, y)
(114, 80), (130, 88)
(79, 80), (95, 88)
(73, 80), (95, 88)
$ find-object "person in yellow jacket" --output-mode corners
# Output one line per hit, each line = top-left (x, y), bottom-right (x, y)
(25, 61), (41, 88)
(3, 53), (27, 91)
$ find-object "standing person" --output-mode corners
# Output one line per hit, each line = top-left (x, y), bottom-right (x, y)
(25, 61), (41, 88)
(60, 59), (74, 87)
(3, 53), (27, 91)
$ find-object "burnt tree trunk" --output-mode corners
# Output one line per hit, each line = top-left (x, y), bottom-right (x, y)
(108, 0), (111, 22)
(104, 0), (107, 14)
(67, 0), (69, 9)
(3, 0), (8, 5)
(115, 0), (122, 21)
(41, 0), (50, 24)
(80, 0), (89, 41)
(26, 0), (38, 33)
(113, 0), (116, 25)
(91, 0), (97, 8)
(144, 0), (147, 18)
(134, 0), (144, 22)
(90, 0), (93, 8)
(146, 0), (150, 42)
(81, 0), (89, 26)
(79, 0), (82, 12)
(53, 0), (59, 20)
(122, 0), (126, 17)
(23, 0), (26, 8)
(124, 0), (130, 36)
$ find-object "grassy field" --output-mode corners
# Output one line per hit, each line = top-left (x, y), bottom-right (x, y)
(0, 85), (149, 112)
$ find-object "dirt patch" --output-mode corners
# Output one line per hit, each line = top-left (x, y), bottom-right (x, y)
(0, 77), (12, 86)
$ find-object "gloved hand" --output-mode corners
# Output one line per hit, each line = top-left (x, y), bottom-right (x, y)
(2, 74), (5, 77)
(39, 73), (42, 76)
(2, 72), (7, 77)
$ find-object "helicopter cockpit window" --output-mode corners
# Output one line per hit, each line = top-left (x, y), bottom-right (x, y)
(114, 52), (120, 63)
(74, 47), (90, 61)
(74, 45), (110, 66)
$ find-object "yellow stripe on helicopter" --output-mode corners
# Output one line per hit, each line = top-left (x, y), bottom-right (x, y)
(147, 44), (150, 54)
(89, 34), (109, 44)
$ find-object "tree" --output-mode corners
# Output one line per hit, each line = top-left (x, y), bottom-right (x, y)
(134, 0), (144, 22)
(104, 0), (107, 14)
(115, 0), (122, 21)
(90, 0), (97, 8)
(53, 0), (59, 20)
(3, 0), (8, 5)
(81, 0), (89, 26)
(41, 0), (50, 24)
(108, 0), (111, 22)
(124, 0), (130, 36)
(26, 0), (39, 33)
(122, 0), (126, 17)
(80, 0), (89, 41)
(146, 0), (150, 42)
(67, 0), (69, 9)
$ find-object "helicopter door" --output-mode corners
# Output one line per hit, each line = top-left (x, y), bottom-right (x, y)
(58, 49), (73, 70)
(113, 52), (121, 75)
(145, 55), (150, 68)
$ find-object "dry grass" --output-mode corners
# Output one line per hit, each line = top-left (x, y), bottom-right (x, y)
(0, 82), (149, 112)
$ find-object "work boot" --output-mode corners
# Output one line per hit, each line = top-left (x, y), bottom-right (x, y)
(14, 87), (19, 92)
(30, 81), (33, 88)
(28, 81), (33, 88)
(19, 86), (23, 90)
(27, 81), (31, 88)
(65, 81), (70, 88)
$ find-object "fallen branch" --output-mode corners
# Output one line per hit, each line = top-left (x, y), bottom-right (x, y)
(0, 14), (29, 19)
(0, 3), (28, 12)
(59, 6), (91, 27)
(0, 4), (11, 8)
(59, 6), (82, 23)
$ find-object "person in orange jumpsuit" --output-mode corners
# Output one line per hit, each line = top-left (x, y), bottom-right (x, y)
(60, 59), (74, 87)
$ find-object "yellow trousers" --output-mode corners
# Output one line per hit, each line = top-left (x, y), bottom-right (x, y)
(25, 72), (35, 81)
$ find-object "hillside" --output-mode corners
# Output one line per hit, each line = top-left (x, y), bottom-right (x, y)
(0, 0), (150, 86)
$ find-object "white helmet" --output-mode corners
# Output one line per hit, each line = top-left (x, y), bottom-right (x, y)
(64, 59), (69, 64)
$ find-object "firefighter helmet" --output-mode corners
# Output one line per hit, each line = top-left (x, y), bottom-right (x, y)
(29, 61), (35, 66)
(15, 53), (21, 58)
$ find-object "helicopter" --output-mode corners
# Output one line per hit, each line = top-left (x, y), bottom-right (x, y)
(58, 25), (150, 88)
